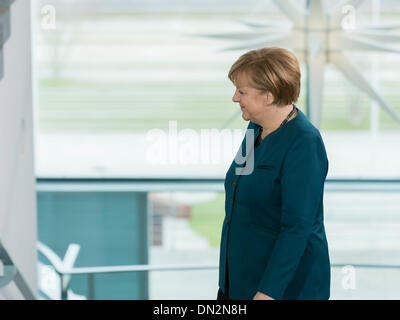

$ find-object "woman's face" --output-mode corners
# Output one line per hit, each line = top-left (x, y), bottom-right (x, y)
(232, 72), (270, 123)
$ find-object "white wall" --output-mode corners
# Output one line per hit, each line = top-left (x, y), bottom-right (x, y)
(0, 0), (37, 299)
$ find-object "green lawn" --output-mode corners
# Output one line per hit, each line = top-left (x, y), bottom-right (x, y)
(38, 77), (400, 132)
(36, 11), (400, 133)
(188, 193), (225, 248)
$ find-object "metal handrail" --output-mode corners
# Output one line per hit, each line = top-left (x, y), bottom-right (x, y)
(37, 241), (219, 276)
(41, 261), (400, 277)
(63, 264), (219, 275)
(330, 263), (400, 269)
(37, 241), (220, 299)
(0, 239), (36, 300)
(36, 177), (400, 193)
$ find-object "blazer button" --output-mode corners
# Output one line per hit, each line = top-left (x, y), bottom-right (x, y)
(233, 180), (237, 186)
(230, 199), (233, 205)
(226, 218), (230, 224)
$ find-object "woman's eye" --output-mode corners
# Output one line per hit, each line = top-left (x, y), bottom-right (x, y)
(239, 91), (244, 94)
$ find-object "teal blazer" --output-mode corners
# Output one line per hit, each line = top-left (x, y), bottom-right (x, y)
(218, 108), (330, 300)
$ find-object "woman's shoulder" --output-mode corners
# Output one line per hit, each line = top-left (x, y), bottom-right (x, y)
(289, 109), (324, 141)
(283, 111), (327, 163)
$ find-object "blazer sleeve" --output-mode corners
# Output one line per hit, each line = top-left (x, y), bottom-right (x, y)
(256, 132), (328, 299)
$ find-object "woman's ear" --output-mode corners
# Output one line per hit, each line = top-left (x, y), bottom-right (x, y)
(264, 91), (275, 106)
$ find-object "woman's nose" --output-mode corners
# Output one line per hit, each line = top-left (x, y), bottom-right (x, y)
(232, 90), (240, 102)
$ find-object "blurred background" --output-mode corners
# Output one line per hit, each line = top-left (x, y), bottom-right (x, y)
(1, 0), (400, 300)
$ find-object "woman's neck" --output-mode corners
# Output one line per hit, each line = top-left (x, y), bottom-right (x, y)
(258, 104), (297, 139)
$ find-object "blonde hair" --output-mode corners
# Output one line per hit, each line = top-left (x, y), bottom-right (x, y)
(228, 47), (301, 106)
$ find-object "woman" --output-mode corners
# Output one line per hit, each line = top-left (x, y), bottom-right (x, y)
(217, 47), (330, 300)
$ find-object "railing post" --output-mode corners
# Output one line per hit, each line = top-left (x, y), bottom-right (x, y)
(60, 274), (68, 300)
(88, 273), (95, 300)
